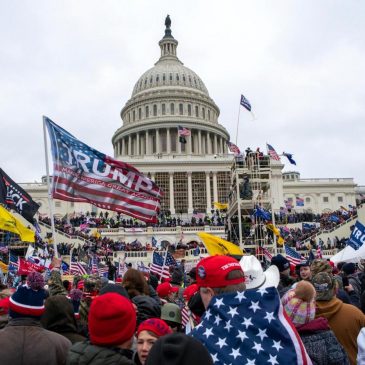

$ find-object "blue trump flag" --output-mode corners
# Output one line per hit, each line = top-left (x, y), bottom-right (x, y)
(347, 221), (365, 250)
(282, 152), (296, 165)
(191, 287), (311, 364)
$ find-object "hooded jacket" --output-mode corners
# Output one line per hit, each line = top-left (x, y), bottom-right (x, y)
(132, 295), (161, 326)
(316, 297), (365, 365)
(67, 341), (134, 365)
(0, 317), (71, 365)
(41, 295), (85, 344)
(296, 317), (349, 365)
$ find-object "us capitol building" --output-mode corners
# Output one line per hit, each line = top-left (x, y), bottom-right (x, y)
(20, 17), (361, 245)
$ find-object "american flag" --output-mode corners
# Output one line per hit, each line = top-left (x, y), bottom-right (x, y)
(98, 265), (109, 277)
(9, 253), (19, 271)
(150, 251), (176, 279)
(266, 143), (281, 161)
(137, 262), (149, 273)
(256, 246), (273, 262)
(191, 287), (311, 364)
(240, 94), (252, 112)
(316, 246), (323, 259)
(284, 245), (305, 266)
(227, 141), (241, 155)
(44, 117), (162, 224)
(178, 126), (191, 137)
(91, 256), (99, 274)
(70, 261), (88, 275)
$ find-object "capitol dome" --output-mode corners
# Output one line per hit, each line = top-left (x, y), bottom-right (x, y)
(112, 16), (232, 215)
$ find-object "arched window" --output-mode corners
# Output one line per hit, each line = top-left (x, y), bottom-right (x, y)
(179, 103), (183, 115)
(145, 106), (149, 118)
(170, 73), (173, 82)
(188, 104), (192, 116)
(202, 108), (205, 119)
(153, 105), (157, 116)
(163, 74), (166, 83)
(162, 104), (166, 115)
(208, 109), (211, 120)
(170, 103), (175, 115)
(183, 75), (186, 83)
(195, 106), (199, 117)
(133, 110), (136, 122)
(138, 108), (142, 120)
(176, 74), (179, 81)
(156, 75), (159, 83)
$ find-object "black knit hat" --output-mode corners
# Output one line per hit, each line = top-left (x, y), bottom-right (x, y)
(145, 333), (213, 365)
(271, 254), (290, 272)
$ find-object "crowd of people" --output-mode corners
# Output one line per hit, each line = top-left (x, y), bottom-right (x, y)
(2, 252), (365, 364)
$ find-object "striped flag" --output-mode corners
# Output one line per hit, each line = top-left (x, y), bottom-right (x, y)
(9, 253), (19, 271)
(267, 143), (281, 161)
(70, 261), (88, 275)
(98, 265), (109, 277)
(44, 117), (162, 224)
(91, 256), (99, 274)
(150, 251), (175, 279)
(284, 245), (305, 266)
(316, 246), (323, 259)
(240, 94), (252, 112)
(256, 246), (273, 262)
(178, 126), (191, 137)
(227, 141), (241, 155)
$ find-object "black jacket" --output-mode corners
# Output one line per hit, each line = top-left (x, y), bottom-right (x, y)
(67, 341), (134, 365)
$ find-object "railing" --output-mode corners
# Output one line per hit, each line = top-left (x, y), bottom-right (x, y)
(38, 221), (94, 245)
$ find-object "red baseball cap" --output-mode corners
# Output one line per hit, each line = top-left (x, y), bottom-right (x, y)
(183, 284), (199, 302)
(196, 255), (244, 288)
(156, 282), (179, 298)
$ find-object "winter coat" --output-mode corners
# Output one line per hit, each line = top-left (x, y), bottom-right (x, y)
(0, 317), (71, 365)
(132, 295), (161, 326)
(357, 328), (365, 364)
(41, 294), (86, 344)
(297, 317), (349, 365)
(316, 297), (365, 365)
(67, 340), (134, 365)
(277, 274), (295, 297)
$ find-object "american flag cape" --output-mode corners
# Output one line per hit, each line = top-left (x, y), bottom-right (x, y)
(284, 245), (305, 266)
(191, 288), (312, 365)
(44, 117), (162, 224)
(150, 251), (176, 279)
(266, 143), (281, 161)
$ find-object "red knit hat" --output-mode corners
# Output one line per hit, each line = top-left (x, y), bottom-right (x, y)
(88, 292), (136, 346)
(156, 282), (179, 298)
(196, 255), (244, 288)
(137, 318), (172, 338)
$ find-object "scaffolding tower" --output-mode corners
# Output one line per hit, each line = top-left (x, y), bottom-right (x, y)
(227, 151), (277, 254)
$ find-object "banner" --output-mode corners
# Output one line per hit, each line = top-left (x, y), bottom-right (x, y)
(0, 205), (35, 242)
(0, 168), (40, 224)
(347, 221), (365, 250)
(44, 117), (162, 223)
(18, 258), (45, 275)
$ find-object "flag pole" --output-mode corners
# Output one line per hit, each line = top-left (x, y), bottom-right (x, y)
(235, 102), (241, 146)
(42, 116), (58, 258)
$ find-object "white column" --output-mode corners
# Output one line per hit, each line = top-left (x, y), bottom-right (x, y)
(167, 128), (171, 154)
(128, 135), (132, 155)
(169, 172), (175, 214)
(121, 138), (125, 156)
(213, 172), (218, 203)
(214, 134), (217, 154)
(206, 172), (212, 213)
(156, 129), (160, 154)
(177, 128), (181, 154)
(136, 133), (140, 156)
(187, 172), (193, 214)
(187, 130), (192, 154)
(146, 131), (149, 155)
(198, 130), (202, 154)
(207, 132), (212, 154)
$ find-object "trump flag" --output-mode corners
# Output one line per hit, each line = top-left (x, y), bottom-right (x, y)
(44, 117), (162, 223)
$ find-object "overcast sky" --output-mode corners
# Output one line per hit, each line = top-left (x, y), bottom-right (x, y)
(1, 1), (364, 186)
